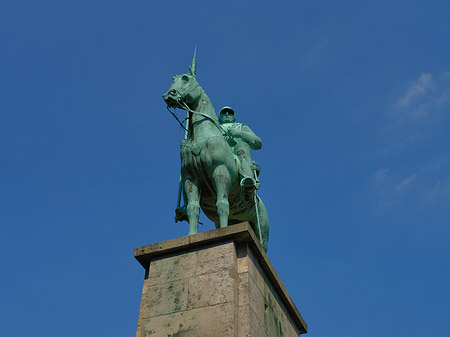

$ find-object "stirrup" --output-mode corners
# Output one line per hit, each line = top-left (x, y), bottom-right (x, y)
(240, 177), (260, 190)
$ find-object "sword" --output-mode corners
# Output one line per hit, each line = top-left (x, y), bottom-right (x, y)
(252, 168), (263, 245)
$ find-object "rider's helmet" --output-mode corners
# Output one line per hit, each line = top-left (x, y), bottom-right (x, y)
(218, 106), (236, 124)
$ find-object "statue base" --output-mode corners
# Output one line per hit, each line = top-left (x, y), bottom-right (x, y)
(134, 222), (307, 336)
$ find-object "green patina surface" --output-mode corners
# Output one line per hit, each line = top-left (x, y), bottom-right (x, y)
(264, 294), (284, 337)
(170, 327), (195, 337)
(163, 49), (269, 251)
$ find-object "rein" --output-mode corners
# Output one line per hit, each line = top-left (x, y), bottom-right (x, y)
(180, 102), (222, 131)
(166, 80), (225, 135)
(166, 106), (188, 133)
(166, 100), (225, 135)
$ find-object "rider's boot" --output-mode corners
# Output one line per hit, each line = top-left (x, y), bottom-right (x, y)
(235, 143), (260, 192)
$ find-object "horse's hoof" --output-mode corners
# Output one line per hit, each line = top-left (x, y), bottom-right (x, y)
(175, 207), (188, 223)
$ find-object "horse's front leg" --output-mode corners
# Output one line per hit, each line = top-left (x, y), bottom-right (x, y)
(212, 165), (231, 228)
(184, 177), (200, 235)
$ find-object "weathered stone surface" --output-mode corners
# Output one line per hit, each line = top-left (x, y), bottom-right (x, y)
(246, 246), (301, 337)
(135, 223), (307, 336)
(139, 302), (236, 337)
(196, 241), (236, 276)
(237, 250), (300, 337)
(187, 269), (236, 309)
(139, 279), (188, 319)
(135, 223), (254, 269)
(238, 303), (266, 337)
(237, 272), (266, 337)
(134, 235), (190, 259)
(147, 250), (197, 286)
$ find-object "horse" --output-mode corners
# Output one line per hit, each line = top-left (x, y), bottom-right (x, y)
(162, 54), (269, 251)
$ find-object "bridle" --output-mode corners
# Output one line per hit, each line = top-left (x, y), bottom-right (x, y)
(166, 79), (224, 135)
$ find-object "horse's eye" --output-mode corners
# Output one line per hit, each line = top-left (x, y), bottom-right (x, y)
(182, 75), (189, 82)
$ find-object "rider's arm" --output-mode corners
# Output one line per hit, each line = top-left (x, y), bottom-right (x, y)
(230, 125), (262, 150)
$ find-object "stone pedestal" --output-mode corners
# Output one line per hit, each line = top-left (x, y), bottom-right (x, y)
(135, 222), (307, 337)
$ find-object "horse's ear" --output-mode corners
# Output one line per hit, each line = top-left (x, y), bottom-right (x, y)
(188, 66), (195, 77)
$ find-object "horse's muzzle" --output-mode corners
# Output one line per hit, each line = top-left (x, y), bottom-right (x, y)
(163, 89), (181, 108)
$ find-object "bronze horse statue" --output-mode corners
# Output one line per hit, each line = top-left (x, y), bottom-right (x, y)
(163, 53), (269, 251)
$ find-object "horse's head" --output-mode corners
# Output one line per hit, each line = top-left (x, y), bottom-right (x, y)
(163, 72), (200, 109)
(163, 48), (201, 109)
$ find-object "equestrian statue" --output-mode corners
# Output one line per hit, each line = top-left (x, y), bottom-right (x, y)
(163, 50), (269, 251)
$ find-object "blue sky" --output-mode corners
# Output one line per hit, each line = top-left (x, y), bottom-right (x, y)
(1, 1), (449, 336)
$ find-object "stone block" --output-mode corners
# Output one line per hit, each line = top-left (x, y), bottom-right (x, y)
(147, 250), (197, 286)
(138, 302), (236, 337)
(196, 241), (236, 276)
(238, 304), (266, 337)
(187, 269), (236, 309)
(139, 278), (188, 319)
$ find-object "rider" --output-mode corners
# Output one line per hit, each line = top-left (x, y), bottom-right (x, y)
(218, 106), (262, 190)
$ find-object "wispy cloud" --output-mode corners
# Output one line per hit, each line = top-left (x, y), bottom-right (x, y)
(391, 71), (450, 122)
(444, 181), (450, 194)
(436, 86), (450, 106)
(371, 156), (450, 210)
(397, 73), (433, 108)
(396, 173), (417, 191)
(372, 73), (450, 209)
(374, 168), (389, 185)
(428, 181), (441, 199)
(426, 178), (450, 201)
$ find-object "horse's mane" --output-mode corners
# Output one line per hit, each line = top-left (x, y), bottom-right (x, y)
(191, 77), (219, 124)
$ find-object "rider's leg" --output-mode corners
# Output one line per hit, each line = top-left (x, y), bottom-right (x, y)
(234, 141), (259, 189)
(184, 177), (200, 235)
(212, 165), (231, 228)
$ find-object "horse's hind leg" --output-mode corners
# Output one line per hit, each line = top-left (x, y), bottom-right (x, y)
(184, 177), (200, 235)
(212, 165), (231, 229)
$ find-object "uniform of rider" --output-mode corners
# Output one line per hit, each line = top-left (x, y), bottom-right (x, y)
(218, 106), (262, 190)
